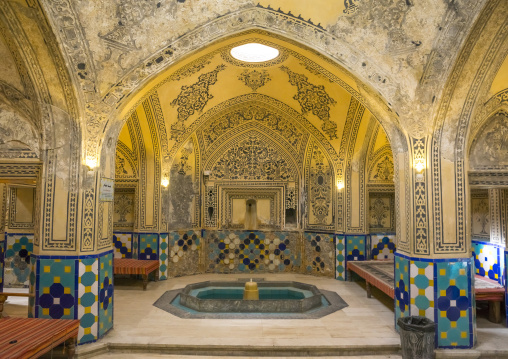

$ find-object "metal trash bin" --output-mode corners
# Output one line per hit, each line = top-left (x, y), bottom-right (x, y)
(397, 316), (436, 359)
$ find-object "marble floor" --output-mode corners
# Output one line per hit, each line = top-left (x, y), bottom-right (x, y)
(3, 273), (508, 358)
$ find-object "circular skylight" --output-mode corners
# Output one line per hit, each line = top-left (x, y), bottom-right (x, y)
(230, 43), (279, 63)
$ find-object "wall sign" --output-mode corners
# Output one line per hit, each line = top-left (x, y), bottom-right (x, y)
(100, 177), (114, 201)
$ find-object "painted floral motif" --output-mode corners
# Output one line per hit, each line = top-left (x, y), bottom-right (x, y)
(238, 70), (271, 91)
(280, 66), (337, 139)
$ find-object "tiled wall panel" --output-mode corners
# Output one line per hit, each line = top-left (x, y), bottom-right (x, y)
(4, 234), (33, 287)
(159, 233), (169, 280)
(472, 240), (502, 284)
(335, 234), (346, 280)
(370, 234), (396, 260)
(304, 232), (334, 276)
(168, 230), (200, 277)
(99, 252), (114, 338)
(113, 233), (133, 259)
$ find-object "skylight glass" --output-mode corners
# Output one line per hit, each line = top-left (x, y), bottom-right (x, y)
(230, 43), (279, 63)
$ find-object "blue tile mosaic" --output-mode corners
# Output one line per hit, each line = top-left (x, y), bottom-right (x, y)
(206, 230), (300, 274)
(346, 235), (366, 261)
(335, 234), (346, 281)
(168, 230), (200, 277)
(370, 234), (396, 260)
(394, 254), (410, 326)
(99, 252), (113, 337)
(36, 258), (76, 320)
(4, 233), (34, 287)
(113, 232), (133, 259)
(436, 259), (474, 348)
(472, 240), (502, 284)
(138, 233), (158, 260)
(304, 232), (335, 276)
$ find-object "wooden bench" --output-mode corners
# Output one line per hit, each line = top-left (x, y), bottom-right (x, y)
(114, 258), (159, 290)
(0, 317), (79, 358)
(347, 260), (506, 324)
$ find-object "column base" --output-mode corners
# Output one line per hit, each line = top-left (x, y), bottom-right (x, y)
(394, 252), (476, 348)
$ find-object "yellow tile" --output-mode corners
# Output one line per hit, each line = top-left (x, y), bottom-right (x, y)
(84, 327), (91, 335)
(451, 322), (457, 328)
(459, 269), (466, 275)
(430, 301), (434, 307)
(64, 308), (70, 316)
(55, 259), (61, 263)
(452, 342), (457, 346)
(64, 287), (71, 294)
(43, 308), (49, 316)
(441, 311), (446, 318)
(86, 265), (92, 272)
(450, 279), (455, 286)
(85, 307), (91, 314)
(354, 246), (358, 249)
(419, 289), (425, 296)
(54, 277), (60, 283)
(43, 287), (50, 294)
(461, 332), (468, 338)
(441, 332), (447, 339)
(44, 266), (51, 273)
(410, 278), (415, 284)
(85, 286), (91, 293)
(440, 290), (446, 297)
(429, 279), (434, 286)
(419, 309), (426, 316)
(460, 290), (466, 296)
(410, 298), (415, 304)
(65, 266), (71, 273)
(418, 268), (425, 275)
(461, 310), (467, 317)
(440, 269), (446, 276)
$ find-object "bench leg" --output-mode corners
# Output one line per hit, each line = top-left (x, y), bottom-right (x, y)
(155, 269), (159, 282)
(489, 300), (501, 323)
(0, 294), (6, 318)
(347, 270), (352, 282)
(66, 337), (76, 359)
(366, 282), (372, 298)
(143, 274), (148, 291)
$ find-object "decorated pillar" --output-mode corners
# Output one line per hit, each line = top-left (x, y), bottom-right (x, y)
(394, 137), (475, 349)
(30, 133), (115, 345)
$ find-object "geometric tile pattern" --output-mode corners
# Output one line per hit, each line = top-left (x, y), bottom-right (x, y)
(78, 257), (98, 344)
(410, 260), (434, 319)
(113, 232), (133, 259)
(99, 252), (113, 338)
(436, 259), (474, 348)
(505, 251), (508, 327)
(395, 254), (475, 348)
(370, 234), (396, 260)
(394, 254), (410, 326)
(304, 232), (334, 276)
(159, 233), (169, 280)
(0, 238), (4, 291)
(168, 230), (200, 277)
(335, 234), (346, 281)
(206, 230), (300, 274)
(36, 258), (76, 320)
(471, 240), (501, 284)
(4, 234), (34, 287)
(346, 235), (366, 261)
(139, 233), (158, 260)
(30, 250), (114, 344)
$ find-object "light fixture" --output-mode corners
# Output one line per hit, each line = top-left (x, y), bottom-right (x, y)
(85, 157), (98, 171)
(161, 177), (169, 188)
(336, 181), (344, 190)
(414, 161), (425, 173)
(230, 43), (279, 63)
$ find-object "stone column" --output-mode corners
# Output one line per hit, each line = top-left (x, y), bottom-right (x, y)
(394, 137), (475, 349)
